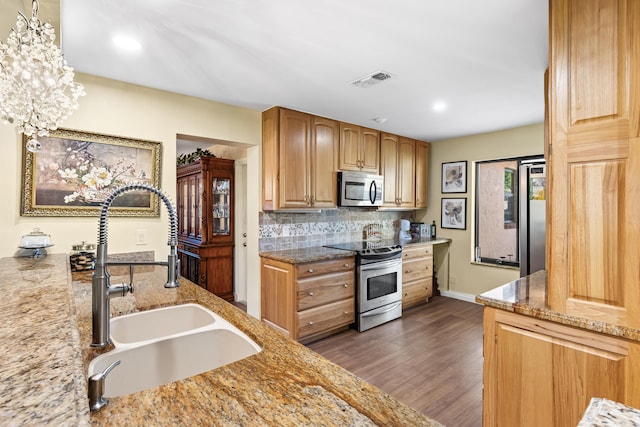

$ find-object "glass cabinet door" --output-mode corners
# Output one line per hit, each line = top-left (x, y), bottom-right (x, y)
(211, 178), (230, 235)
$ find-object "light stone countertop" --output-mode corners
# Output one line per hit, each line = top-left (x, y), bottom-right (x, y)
(578, 397), (640, 426)
(0, 253), (441, 426)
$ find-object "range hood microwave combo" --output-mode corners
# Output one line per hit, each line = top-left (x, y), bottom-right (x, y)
(338, 171), (384, 207)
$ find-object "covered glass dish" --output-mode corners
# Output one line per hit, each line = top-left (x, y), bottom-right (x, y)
(19, 228), (53, 248)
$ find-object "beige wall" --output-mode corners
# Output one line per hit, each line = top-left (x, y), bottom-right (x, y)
(417, 123), (544, 296)
(0, 73), (261, 260)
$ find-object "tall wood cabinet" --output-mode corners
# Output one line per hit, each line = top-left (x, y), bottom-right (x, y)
(338, 123), (380, 173)
(176, 157), (234, 301)
(262, 107), (338, 210)
(380, 133), (416, 208)
(547, 0), (640, 327)
(483, 1), (640, 424)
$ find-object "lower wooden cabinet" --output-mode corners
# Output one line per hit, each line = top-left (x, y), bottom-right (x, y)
(483, 307), (640, 426)
(261, 256), (355, 342)
(401, 243), (433, 309)
(178, 243), (234, 302)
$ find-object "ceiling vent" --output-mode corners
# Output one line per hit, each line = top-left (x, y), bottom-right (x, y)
(349, 70), (394, 88)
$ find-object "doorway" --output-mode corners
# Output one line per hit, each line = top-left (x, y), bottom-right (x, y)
(176, 136), (249, 304)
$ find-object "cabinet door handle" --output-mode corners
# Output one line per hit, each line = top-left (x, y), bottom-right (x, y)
(308, 321), (314, 326)
(308, 269), (314, 273)
(343, 284), (348, 288)
(343, 311), (348, 315)
(344, 263), (350, 267)
(308, 291), (315, 296)
(310, 195), (315, 206)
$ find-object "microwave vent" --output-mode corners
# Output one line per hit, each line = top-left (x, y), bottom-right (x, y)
(350, 70), (394, 88)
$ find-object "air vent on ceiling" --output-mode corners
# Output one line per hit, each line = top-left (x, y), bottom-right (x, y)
(350, 70), (394, 88)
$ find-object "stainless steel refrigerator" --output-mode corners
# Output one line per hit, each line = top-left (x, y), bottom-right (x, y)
(519, 158), (546, 277)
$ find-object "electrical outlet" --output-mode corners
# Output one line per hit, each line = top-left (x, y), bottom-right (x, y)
(450, 275), (457, 286)
(136, 229), (146, 245)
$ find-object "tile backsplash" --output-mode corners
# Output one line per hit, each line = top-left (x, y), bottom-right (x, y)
(259, 209), (414, 252)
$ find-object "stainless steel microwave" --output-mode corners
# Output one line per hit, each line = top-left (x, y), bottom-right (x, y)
(338, 171), (384, 207)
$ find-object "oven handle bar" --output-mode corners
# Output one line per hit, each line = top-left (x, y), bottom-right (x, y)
(361, 301), (402, 317)
(359, 259), (401, 271)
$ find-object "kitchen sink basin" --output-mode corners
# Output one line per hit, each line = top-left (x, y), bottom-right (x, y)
(88, 310), (261, 397)
(110, 303), (217, 345)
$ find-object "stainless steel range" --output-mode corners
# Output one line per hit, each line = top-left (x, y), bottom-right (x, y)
(325, 240), (403, 331)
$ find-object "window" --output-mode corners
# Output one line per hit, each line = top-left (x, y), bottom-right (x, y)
(474, 156), (540, 267)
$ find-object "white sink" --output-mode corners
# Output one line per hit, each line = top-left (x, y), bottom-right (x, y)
(88, 304), (261, 397)
(110, 303), (217, 345)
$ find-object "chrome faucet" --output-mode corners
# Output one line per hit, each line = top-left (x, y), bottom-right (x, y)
(91, 183), (180, 348)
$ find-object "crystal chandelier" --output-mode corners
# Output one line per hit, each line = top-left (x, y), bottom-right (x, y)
(0, 0), (85, 152)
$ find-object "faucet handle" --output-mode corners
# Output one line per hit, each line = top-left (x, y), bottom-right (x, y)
(88, 360), (121, 412)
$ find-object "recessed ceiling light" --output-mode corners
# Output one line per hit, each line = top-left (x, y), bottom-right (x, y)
(433, 102), (447, 112)
(112, 35), (141, 52)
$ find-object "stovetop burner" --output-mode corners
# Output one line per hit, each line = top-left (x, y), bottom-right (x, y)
(324, 240), (402, 264)
(324, 239), (398, 252)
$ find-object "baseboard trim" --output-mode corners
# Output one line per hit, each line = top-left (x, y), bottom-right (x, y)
(439, 290), (479, 304)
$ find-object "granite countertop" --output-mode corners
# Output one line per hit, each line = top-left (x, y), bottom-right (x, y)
(259, 237), (451, 264)
(0, 254), (88, 426)
(259, 246), (356, 264)
(578, 397), (640, 426)
(475, 270), (640, 342)
(0, 253), (440, 425)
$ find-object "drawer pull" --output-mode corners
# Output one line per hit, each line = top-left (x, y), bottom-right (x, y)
(308, 321), (314, 326)
(308, 291), (315, 296)
(344, 263), (350, 268)
(343, 284), (348, 288)
(343, 311), (348, 315)
(308, 269), (314, 273)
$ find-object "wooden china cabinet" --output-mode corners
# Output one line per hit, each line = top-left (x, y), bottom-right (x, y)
(176, 156), (234, 301)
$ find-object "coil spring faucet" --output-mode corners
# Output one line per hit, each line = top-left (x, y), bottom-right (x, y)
(91, 183), (180, 348)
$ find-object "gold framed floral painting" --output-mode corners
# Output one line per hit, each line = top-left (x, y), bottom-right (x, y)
(21, 128), (162, 217)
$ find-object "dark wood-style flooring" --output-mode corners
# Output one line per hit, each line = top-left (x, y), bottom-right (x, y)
(307, 296), (484, 427)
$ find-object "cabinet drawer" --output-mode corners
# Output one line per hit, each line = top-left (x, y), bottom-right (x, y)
(296, 257), (355, 279)
(297, 271), (355, 311)
(297, 299), (355, 339)
(402, 257), (432, 283)
(402, 278), (433, 308)
(402, 243), (433, 260)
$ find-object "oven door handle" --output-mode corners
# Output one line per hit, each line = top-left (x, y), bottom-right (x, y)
(361, 301), (402, 317)
(360, 260), (401, 271)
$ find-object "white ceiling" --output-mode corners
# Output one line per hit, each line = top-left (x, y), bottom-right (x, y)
(9, 1), (549, 143)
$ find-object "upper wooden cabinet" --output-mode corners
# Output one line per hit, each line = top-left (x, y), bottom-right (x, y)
(263, 106), (429, 211)
(380, 133), (416, 208)
(262, 107), (338, 210)
(547, 0), (640, 327)
(338, 123), (380, 173)
(415, 141), (429, 208)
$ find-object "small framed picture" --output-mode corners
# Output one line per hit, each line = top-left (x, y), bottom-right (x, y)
(441, 198), (467, 230)
(441, 161), (467, 193)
